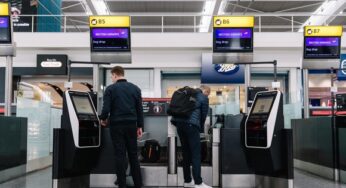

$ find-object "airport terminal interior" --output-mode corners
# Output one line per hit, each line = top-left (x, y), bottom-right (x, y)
(1, 0), (346, 188)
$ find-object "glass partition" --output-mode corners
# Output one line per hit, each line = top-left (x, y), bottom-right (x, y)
(16, 98), (51, 160)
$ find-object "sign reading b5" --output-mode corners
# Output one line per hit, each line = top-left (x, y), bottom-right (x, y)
(213, 16), (254, 28)
(89, 16), (130, 28)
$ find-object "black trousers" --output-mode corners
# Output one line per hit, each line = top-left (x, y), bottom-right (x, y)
(110, 123), (142, 188)
(176, 123), (203, 185)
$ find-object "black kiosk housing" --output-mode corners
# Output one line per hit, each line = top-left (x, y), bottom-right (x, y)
(53, 91), (101, 188)
(245, 90), (284, 173)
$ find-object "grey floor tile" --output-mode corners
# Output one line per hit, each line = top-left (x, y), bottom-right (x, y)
(1, 167), (346, 188)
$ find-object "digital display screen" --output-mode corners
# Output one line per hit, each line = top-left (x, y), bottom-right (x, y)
(91, 28), (130, 52)
(304, 37), (340, 59)
(0, 16), (11, 43)
(72, 95), (95, 115)
(252, 96), (275, 114)
(213, 28), (253, 52)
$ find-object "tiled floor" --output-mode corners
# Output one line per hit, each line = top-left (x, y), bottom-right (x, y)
(0, 167), (345, 188)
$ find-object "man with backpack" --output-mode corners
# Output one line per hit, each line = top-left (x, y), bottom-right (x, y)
(170, 85), (211, 188)
(99, 66), (143, 188)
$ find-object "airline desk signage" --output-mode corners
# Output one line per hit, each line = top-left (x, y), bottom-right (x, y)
(89, 16), (131, 52)
(213, 16), (254, 53)
(304, 26), (343, 59)
(0, 3), (12, 44)
(337, 54), (346, 81)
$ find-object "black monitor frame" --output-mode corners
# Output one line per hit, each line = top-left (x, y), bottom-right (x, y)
(213, 27), (253, 53)
(0, 16), (12, 44)
(70, 92), (97, 116)
(248, 92), (276, 116)
(90, 27), (131, 52)
(303, 36), (341, 59)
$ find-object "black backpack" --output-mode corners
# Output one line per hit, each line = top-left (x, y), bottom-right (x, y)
(141, 140), (161, 163)
(167, 86), (197, 118)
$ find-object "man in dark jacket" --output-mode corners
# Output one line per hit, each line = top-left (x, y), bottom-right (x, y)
(100, 66), (143, 188)
(171, 85), (211, 188)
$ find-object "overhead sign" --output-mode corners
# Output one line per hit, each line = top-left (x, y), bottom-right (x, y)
(89, 16), (131, 52)
(0, 3), (9, 16)
(213, 16), (254, 28)
(37, 54), (68, 75)
(304, 26), (343, 37)
(89, 16), (130, 28)
(337, 54), (346, 80)
(201, 58), (245, 84)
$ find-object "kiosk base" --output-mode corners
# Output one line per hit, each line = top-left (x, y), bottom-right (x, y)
(53, 176), (89, 188)
(221, 175), (293, 188)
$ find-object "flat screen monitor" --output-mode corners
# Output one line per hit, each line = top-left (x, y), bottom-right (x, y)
(337, 94), (346, 111)
(213, 28), (253, 53)
(72, 95), (95, 115)
(251, 95), (275, 114)
(247, 87), (268, 107)
(304, 37), (341, 59)
(90, 27), (131, 52)
(0, 16), (11, 43)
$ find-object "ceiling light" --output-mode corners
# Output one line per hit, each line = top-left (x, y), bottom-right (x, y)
(199, 0), (217, 32)
(91, 0), (110, 15)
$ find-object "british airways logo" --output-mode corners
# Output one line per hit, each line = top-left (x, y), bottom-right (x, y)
(214, 64), (239, 75)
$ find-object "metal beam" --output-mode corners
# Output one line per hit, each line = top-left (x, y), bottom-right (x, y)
(301, 0), (346, 26)
(274, 2), (323, 13)
(62, 2), (82, 10)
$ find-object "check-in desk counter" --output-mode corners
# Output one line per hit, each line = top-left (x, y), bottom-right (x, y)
(90, 99), (172, 187)
(336, 116), (346, 184)
(0, 116), (27, 183)
(292, 117), (334, 180)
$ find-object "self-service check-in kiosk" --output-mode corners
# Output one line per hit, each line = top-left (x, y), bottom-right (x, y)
(220, 90), (293, 188)
(245, 90), (283, 172)
(53, 91), (101, 188)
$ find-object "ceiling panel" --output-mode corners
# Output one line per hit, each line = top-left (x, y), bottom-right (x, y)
(225, 1), (321, 13)
(329, 16), (346, 26)
(107, 1), (205, 13)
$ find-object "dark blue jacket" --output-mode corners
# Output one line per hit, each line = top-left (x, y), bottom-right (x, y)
(100, 79), (143, 128)
(171, 89), (209, 130)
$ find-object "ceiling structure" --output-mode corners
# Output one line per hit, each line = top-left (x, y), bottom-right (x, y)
(56, 0), (346, 32)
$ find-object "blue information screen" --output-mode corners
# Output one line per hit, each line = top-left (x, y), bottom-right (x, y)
(304, 37), (341, 59)
(213, 28), (253, 52)
(90, 28), (131, 52)
(0, 16), (11, 43)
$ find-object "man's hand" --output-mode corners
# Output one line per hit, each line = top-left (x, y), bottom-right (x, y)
(137, 128), (143, 138)
(100, 119), (108, 127)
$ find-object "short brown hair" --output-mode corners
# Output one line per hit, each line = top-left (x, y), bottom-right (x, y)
(111, 66), (125, 76)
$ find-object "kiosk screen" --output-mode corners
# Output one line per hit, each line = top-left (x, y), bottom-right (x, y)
(72, 95), (95, 115)
(213, 28), (253, 52)
(0, 17), (11, 43)
(304, 37), (340, 59)
(91, 28), (130, 52)
(252, 96), (275, 114)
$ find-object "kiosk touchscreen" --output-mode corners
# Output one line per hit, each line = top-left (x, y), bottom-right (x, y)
(65, 91), (100, 148)
(245, 90), (282, 148)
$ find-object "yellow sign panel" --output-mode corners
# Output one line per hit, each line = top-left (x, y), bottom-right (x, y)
(304, 26), (343, 37)
(0, 3), (9, 16)
(213, 16), (254, 28)
(89, 16), (130, 28)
